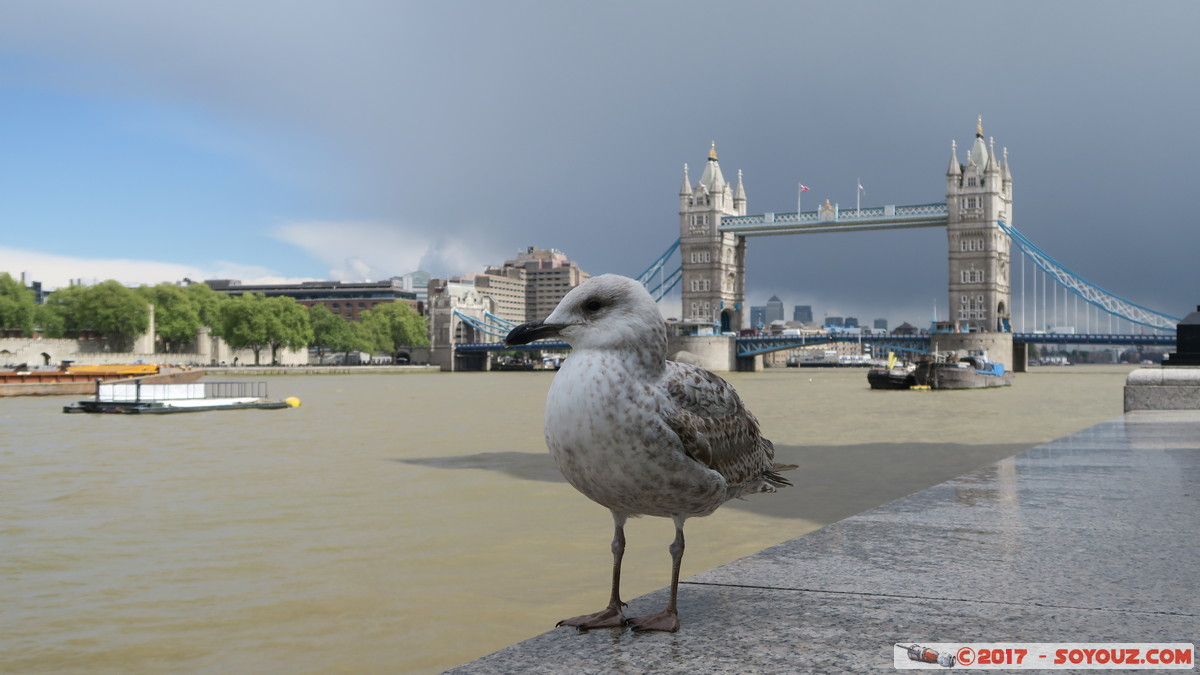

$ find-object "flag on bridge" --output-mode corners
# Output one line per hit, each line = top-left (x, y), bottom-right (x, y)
(799, 184), (811, 191)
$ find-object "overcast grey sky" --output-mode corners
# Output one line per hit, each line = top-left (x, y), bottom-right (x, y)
(1, 1), (1196, 327)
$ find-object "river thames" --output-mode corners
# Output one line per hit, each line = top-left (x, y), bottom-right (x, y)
(1, 365), (1136, 673)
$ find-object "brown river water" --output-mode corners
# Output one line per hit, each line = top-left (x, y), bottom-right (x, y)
(1, 365), (1136, 673)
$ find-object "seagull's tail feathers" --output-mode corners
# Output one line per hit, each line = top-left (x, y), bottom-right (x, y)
(764, 466), (794, 489)
(760, 437), (795, 489)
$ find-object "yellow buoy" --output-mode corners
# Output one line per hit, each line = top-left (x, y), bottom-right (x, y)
(285, 397), (302, 407)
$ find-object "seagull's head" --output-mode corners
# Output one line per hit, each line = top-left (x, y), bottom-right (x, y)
(504, 274), (666, 352)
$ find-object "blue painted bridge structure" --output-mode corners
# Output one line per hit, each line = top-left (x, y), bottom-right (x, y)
(454, 206), (1180, 361)
(456, 331), (1175, 359)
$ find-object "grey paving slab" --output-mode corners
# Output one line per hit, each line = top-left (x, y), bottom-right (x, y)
(690, 517), (1196, 615)
(446, 586), (1195, 674)
(449, 411), (1200, 674)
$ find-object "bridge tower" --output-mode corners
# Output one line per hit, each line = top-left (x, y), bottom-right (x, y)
(678, 143), (747, 333)
(946, 117), (1013, 333)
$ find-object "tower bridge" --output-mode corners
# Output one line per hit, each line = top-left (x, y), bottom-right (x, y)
(664, 119), (1019, 369)
(677, 119), (1014, 342)
(444, 118), (1179, 371)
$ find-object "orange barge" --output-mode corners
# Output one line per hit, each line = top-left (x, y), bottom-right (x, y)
(0, 364), (203, 397)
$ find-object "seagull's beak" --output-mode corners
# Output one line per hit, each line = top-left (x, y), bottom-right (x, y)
(505, 319), (567, 346)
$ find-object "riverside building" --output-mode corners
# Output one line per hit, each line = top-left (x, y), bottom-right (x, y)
(203, 279), (421, 321)
(427, 247), (590, 371)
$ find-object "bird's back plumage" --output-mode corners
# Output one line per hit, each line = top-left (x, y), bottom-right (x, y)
(660, 359), (791, 500)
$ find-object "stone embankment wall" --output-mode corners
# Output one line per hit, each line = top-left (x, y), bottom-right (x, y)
(0, 336), (306, 367)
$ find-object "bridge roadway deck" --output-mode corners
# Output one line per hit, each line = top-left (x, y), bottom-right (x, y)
(456, 332), (1174, 356)
(448, 410), (1199, 673)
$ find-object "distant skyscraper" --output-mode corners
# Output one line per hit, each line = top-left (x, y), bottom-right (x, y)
(825, 316), (844, 327)
(844, 317), (859, 328)
(500, 247), (590, 321)
(874, 318), (888, 330)
(461, 247), (590, 324)
(765, 295), (784, 324)
(750, 306), (766, 328)
(396, 270), (432, 304)
(793, 305), (813, 323)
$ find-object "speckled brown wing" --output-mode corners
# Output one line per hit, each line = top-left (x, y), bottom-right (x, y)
(661, 361), (788, 494)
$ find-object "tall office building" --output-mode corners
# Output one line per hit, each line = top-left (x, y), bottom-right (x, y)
(466, 247), (590, 325)
(793, 305), (813, 323)
(471, 268), (528, 325)
(765, 295), (784, 325)
(503, 247), (589, 321)
(395, 270), (432, 305)
(750, 306), (766, 329)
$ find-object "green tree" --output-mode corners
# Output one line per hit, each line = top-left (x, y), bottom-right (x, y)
(309, 304), (364, 360)
(357, 301), (429, 355)
(264, 296), (313, 365)
(184, 282), (224, 328)
(36, 285), (87, 338)
(0, 272), (36, 336)
(40, 281), (149, 349)
(82, 281), (152, 350)
(138, 283), (202, 352)
(216, 294), (313, 365)
(218, 293), (271, 364)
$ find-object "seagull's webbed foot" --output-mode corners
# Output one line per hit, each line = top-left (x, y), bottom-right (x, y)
(556, 603), (627, 631)
(627, 608), (679, 633)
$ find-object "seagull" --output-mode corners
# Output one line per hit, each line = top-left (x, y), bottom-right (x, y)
(505, 274), (793, 633)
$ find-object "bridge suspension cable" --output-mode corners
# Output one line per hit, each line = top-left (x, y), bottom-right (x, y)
(484, 311), (517, 328)
(645, 266), (682, 302)
(451, 309), (513, 339)
(632, 238), (683, 302)
(635, 239), (679, 285)
(999, 221), (1179, 332)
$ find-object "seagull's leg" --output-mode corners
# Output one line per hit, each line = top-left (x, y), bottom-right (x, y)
(557, 511), (628, 630)
(628, 516), (684, 633)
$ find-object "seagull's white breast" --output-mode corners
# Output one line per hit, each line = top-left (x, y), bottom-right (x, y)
(544, 351), (727, 518)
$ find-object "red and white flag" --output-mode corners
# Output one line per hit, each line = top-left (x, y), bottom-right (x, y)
(799, 184), (811, 192)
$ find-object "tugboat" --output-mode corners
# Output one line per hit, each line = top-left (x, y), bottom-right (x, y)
(867, 352), (917, 390)
(911, 349), (1014, 389)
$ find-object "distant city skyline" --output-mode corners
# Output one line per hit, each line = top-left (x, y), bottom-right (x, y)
(2, 2), (1196, 329)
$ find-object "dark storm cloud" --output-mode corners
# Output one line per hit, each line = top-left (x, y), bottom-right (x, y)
(2, 1), (1196, 324)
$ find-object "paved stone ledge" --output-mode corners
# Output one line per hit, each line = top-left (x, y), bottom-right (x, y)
(448, 411), (1200, 673)
(1125, 366), (1200, 411)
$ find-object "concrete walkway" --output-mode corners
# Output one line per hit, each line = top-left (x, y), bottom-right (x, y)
(448, 411), (1199, 673)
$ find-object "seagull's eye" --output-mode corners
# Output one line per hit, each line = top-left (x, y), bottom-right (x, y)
(583, 299), (603, 312)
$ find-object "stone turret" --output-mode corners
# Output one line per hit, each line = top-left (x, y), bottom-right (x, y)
(946, 116), (1013, 334)
(678, 142), (747, 335)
